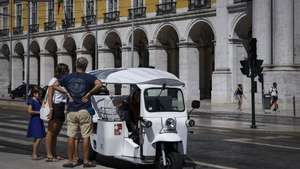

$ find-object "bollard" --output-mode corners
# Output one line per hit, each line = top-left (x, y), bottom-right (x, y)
(293, 96), (296, 117)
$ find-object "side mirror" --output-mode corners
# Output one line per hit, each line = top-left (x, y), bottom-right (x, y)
(191, 100), (200, 109)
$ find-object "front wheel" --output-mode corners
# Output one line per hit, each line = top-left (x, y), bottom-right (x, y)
(157, 151), (183, 169)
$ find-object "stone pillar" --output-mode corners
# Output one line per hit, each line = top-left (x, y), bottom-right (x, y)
(273, 0), (294, 66)
(179, 42), (200, 107)
(148, 44), (167, 71)
(57, 50), (73, 73)
(12, 55), (24, 89)
(253, 0), (272, 65)
(29, 55), (39, 85)
(40, 52), (55, 87)
(211, 0), (232, 103)
(98, 47), (115, 68)
(0, 54), (9, 97)
(121, 46), (139, 68)
(77, 49), (93, 72)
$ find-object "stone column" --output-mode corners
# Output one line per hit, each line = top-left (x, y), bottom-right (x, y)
(77, 49), (93, 72)
(121, 46), (139, 68)
(29, 55), (39, 85)
(273, 0), (294, 66)
(11, 55), (24, 89)
(40, 52), (55, 87)
(0, 54), (9, 96)
(57, 50), (73, 73)
(253, 0), (272, 65)
(98, 47), (115, 68)
(148, 44), (167, 71)
(179, 42), (200, 107)
(211, 0), (232, 103)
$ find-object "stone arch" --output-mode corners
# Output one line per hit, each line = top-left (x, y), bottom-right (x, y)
(231, 13), (252, 99)
(185, 18), (216, 42)
(187, 20), (215, 100)
(103, 31), (122, 68)
(152, 22), (180, 45)
(153, 24), (179, 76)
(81, 34), (96, 71)
(127, 27), (149, 67)
(13, 42), (25, 89)
(0, 44), (10, 96)
(102, 29), (122, 48)
(61, 36), (77, 72)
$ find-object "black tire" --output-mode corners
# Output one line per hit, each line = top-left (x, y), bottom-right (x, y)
(156, 151), (183, 169)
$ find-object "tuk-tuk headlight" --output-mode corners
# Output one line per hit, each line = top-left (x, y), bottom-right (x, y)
(166, 118), (176, 130)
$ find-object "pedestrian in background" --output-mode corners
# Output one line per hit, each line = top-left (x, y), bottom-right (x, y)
(234, 84), (246, 111)
(26, 86), (46, 160)
(45, 63), (71, 162)
(269, 82), (279, 112)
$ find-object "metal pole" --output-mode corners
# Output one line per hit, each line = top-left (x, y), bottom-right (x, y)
(293, 96), (296, 117)
(251, 63), (257, 129)
(131, 8), (134, 68)
(9, 0), (13, 94)
(95, 0), (98, 69)
(26, 1), (30, 103)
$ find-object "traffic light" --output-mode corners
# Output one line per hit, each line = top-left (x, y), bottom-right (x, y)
(253, 59), (263, 77)
(258, 73), (263, 83)
(240, 59), (250, 77)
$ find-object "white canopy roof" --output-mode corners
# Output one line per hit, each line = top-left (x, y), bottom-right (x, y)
(89, 68), (185, 86)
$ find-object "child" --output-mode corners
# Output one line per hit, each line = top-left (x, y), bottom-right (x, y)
(27, 87), (46, 160)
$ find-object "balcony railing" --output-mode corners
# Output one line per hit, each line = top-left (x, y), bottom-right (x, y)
(29, 24), (39, 33)
(62, 18), (75, 29)
(13, 26), (23, 35)
(0, 28), (9, 37)
(44, 21), (56, 31)
(104, 11), (120, 23)
(156, 1), (176, 16)
(128, 7), (146, 19)
(81, 15), (96, 26)
(188, 0), (211, 11)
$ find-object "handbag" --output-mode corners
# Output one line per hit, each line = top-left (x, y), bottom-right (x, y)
(40, 89), (50, 121)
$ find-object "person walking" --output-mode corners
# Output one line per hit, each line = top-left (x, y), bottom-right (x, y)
(234, 84), (246, 111)
(56, 57), (102, 168)
(45, 63), (71, 162)
(269, 82), (279, 112)
(26, 86), (46, 160)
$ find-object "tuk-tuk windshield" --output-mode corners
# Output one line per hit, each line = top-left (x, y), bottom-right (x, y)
(144, 88), (185, 112)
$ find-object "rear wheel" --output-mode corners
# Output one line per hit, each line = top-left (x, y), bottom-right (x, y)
(156, 151), (183, 169)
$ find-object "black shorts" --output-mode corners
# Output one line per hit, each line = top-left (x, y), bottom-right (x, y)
(271, 96), (278, 103)
(52, 103), (66, 122)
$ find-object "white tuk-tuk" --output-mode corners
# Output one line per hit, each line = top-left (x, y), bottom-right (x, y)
(89, 68), (199, 169)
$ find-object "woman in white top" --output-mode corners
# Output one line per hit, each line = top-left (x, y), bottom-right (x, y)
(45, 63), (71, 162)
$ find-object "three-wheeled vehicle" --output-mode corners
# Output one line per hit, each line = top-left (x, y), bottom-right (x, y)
(89, 68), (199, 169)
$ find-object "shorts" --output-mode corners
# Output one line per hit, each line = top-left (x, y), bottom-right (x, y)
(271, 96), (278, 103)
(52, 103), (66, 122)
(67, 110), (92, 138)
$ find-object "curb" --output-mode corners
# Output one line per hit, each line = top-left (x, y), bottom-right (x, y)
(0, 99), (27, 111)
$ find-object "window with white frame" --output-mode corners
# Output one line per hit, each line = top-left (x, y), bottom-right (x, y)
(31, 1), (37, 25)
(2, 7), (8, 29)
(48, 0), (54, 22)
(16, 4), (22, 27)
(86, 0), (94, 16)
(108, 0), (118, 12)
(133, 0), (144, 8)
(65, 0), (73, 19)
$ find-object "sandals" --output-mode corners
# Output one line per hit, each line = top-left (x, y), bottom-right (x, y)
(46, 155), (65, 162)
(83, 162), (96, 168)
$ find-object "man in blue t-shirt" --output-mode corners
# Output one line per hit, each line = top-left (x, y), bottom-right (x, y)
(57, 57), (102, 168)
